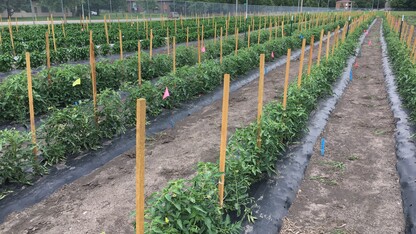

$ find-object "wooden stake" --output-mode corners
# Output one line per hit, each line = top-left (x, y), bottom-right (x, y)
(105, 15), (109, 44)
(25, 52), (37, 156)
(218, 74), (230, 208)
(326, 31), (331, 61)
(138, 40), (142, 86)
(90, 31), (98, 124)
(297, 39), (306, 88)
(173, 37), (176, 73)
(202, 25), (204, 47)
(166, 27), (170, 55)
(307, 35), (314, 75)
(235, 28), (238, 56)
(62, 20), (66, 38)
(119, 30), (123, 60)
(248, 25), (251, 48)
(257, 54), (265, 148)
(135, 98), (146, 234)
(283, 49), (291, 110)
(220, 27), (223, 64)
(214, 22), (217, 44)
(317, 29), (324, 66)
(150, 29), (153, 59)
(186, 27), (189, 47)
(282, 20), (285, 37)
(45, 32), (51, 83)
(407, 25), (414, 47)
(8, 18), (15, 55)
(198, 33), (201, 65)
(51, 16), (57, 52)
(257, 28), (261, 45)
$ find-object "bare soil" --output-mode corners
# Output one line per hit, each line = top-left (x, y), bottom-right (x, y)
(281, 19), (405, 234)
(0, 33), (333, 233)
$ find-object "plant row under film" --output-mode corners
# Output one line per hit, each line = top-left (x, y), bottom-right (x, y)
(0, 16), (340, 124)
(0, 13), (326, 71)
(139, 13), (374, 233)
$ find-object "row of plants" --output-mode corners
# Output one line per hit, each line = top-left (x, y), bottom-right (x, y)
(0, 14), (316, 71)
(139, 14), (373, 233)
(0, 18), (346, 189)
(0, 18), (348, 124)
(383, 18), (416, 122)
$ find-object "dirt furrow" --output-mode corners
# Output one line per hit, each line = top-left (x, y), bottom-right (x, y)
(281, 19), (404, 234)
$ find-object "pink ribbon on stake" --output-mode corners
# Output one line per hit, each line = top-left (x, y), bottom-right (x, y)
(271, 51), (275, 59)
(201, 46), (206, 53)
(163, 87), (170, 100)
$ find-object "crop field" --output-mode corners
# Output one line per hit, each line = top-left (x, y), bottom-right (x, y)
(0, 9), (415, 234)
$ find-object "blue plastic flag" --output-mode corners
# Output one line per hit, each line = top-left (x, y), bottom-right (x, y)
(321, 138), (325, 156)
(350, 70), (353, 81)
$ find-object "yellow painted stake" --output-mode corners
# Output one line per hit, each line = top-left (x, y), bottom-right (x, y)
(317, 29), (324, 66)
(283, 49), (291, 110)
(138, 40), (142, 86)
(218, 74), (230, 208)
(173, 37), (176, 73)
(135, 98), (146, 234)
(307, 35), (315, 76)
(256, 54), (265, 148)
(25, 52), (37, 156)
(119, 30), (123, 60)
(282, 20), (285, 37)
(326, 31), (331, 61)
(297, 39), (306, 88)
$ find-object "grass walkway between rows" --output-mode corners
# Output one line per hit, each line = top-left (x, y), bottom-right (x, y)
(281, 18), (404, 233)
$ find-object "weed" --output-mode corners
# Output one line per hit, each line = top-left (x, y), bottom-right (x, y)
(331, 228), (348, 234)
(348, 155), (359, 161)
(310, 175), (338, 186)
(319, 160), (346, 171)
(374, 129), (387, 135)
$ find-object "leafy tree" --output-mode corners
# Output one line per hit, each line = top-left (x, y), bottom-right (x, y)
(0, 0), (30, 18)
